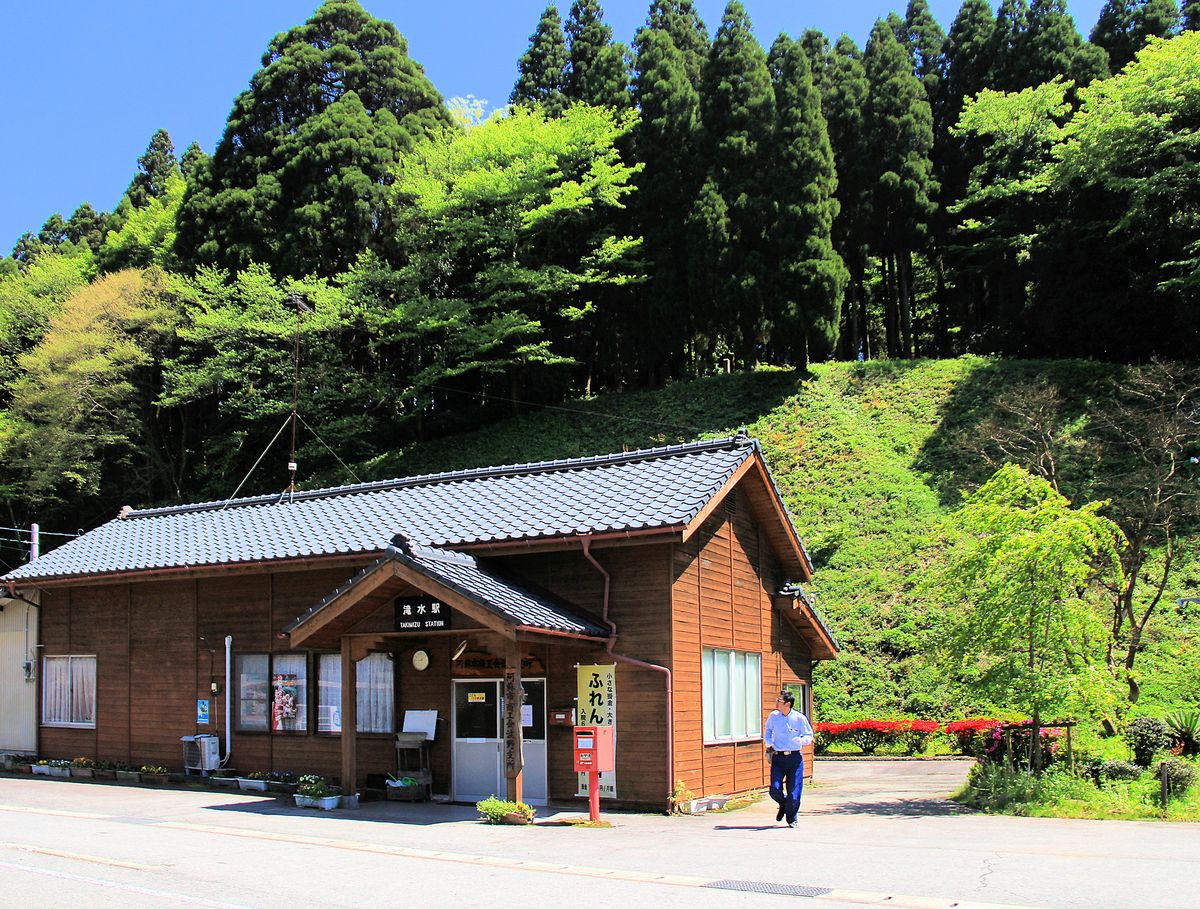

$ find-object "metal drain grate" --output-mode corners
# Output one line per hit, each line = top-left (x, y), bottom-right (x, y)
(704, 880), (833, 898)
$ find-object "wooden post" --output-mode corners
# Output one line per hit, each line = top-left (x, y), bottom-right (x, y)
(1066, 724), (1074, 772)
(504, 639), (524, 804)
(340, 637), (357, 796)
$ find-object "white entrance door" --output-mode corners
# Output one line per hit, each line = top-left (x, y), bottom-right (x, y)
(453, 679), (502, 803)
(452, 678), (548, 805)
(521, 679), (547, 806)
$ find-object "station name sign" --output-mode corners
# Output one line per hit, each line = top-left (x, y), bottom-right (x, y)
(394, 596), (451, 631)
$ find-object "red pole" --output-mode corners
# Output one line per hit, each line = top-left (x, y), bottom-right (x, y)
(588, 771), (600, 822)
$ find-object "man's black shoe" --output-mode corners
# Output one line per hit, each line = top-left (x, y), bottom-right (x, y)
(787, 819), (796, 827)
(776, 806), (786, 822)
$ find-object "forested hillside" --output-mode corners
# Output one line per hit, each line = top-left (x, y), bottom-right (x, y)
(1, 1), (1198, 719)
(313, 358), (1200, 721)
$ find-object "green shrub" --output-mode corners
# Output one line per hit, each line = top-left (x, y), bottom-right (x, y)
(1165, 710), (1200, 757)
(1160, 759), (1197, 800)
(1126, 717), (1173, 766)
(1099, 760), (1142, 783)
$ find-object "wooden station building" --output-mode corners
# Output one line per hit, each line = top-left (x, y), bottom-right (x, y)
(1, 433), (837, 808)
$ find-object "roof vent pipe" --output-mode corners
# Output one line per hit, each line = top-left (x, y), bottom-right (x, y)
(580, 536), (675, 805)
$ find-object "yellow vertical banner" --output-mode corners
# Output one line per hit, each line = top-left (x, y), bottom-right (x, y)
(576, 663), (616, 799)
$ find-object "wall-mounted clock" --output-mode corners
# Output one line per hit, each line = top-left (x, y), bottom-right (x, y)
(412, 649), (430, 671)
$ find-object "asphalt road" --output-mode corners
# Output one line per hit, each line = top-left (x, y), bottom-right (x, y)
(1, 760), (1197, 909)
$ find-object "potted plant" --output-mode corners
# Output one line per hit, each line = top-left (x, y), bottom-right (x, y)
(139, 765), (169, 785)
(266, 770), (297, 793)
(13, 755), (34, 774)
(47, 759), (72, 779)
(294, 774), (340, 810)
(92, 760), (117, 781)
(70, 756), (96, 780)
(475, 795), (536, 825)
(114, 762), (140, 783)
(238, 770), (269, 792)
(32, 760), (51, 776)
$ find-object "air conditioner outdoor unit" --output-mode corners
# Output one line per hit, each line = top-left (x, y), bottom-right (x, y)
(181, 734), (220, 773)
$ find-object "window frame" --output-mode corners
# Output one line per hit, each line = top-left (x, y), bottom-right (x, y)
(234, 651), (311, 735)
(701, 646), (763, 745)
(41, 654), (97, 729)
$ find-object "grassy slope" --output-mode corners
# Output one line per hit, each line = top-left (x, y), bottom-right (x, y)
(357, 357), (1200, 720)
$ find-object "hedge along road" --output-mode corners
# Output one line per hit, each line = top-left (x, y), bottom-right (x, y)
(0, 761), (1198, 909)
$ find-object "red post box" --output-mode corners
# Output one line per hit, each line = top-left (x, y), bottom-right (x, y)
(573, 725), (615, 773)
(573, 725), (614, 822)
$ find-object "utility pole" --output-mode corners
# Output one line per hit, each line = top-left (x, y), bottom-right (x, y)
(29, 523), (39, 561)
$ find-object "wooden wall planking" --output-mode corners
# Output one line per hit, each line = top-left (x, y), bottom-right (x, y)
(670, 484), (816, 798)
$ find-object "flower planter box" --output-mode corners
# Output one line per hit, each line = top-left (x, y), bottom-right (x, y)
(70, 767), (95, 780)
(92, 768), (116, 781)
(15, 763), (33, 774)
(237, 778), (269, 792)
(47, 766), (70, 778)
(211, 776), (239, 789)
(32, 765), (50, 776)
(294, 794), (340, 810)
(141, 773), (168, 785)
(266, 780), (296, 794)
(114, 770), (140, 783)
(501, 811), (533, 825)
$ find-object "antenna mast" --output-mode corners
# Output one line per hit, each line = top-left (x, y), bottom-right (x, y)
(285, 292), (312, 500)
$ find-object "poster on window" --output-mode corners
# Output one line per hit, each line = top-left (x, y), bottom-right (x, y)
(272, 673), (298, 731)
(576, 664), (616, 799)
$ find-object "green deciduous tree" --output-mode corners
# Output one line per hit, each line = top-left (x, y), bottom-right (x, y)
(0, 268), (180, 506)
(1033, 32), (1200, 357)
(175, 0), (452, 277)
(766, 33), (847, 367)
(928, 463), (1125, 768)
(99, 174), (185, 272)
(385, 104), (641, 417)
(511, 4), (569, 117)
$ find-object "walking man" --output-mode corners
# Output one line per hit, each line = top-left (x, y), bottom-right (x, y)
(764, 691), (814, 827)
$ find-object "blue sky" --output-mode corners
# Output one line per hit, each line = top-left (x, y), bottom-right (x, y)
(2, 0), (1106, 252)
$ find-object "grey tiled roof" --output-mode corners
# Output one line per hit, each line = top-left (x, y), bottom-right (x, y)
(285, 538), (609, 638)
(3, 436), (763, 583)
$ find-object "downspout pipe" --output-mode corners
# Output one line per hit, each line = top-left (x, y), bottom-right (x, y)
(581, 537), (675, 803)
(222, 635), (233, 765)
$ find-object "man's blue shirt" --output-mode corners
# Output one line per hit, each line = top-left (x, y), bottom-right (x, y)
(764, 707), (814, 751)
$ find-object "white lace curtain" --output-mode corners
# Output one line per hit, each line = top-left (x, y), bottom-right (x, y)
(317, 653), (394, 733)
(43, 656), (95, 726)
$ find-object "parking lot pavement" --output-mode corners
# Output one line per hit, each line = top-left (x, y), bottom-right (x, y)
(1, 762), (1198, 909)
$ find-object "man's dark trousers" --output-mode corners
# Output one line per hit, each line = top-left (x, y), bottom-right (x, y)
(769, 751), (803, 823)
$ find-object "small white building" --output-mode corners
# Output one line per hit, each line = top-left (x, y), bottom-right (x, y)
(0, 592), (38, 754)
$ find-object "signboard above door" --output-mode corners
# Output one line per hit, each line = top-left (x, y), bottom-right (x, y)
(452, 649), (546, 677)
(394, 596), (451, 631)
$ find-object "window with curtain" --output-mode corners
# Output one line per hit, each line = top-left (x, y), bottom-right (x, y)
(237, 653), (310, 733)
(317, 652), (395, 734)
(42, 655), (96, 727)
(701, 647), (762, 743)
(236, 654), (269, 731)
